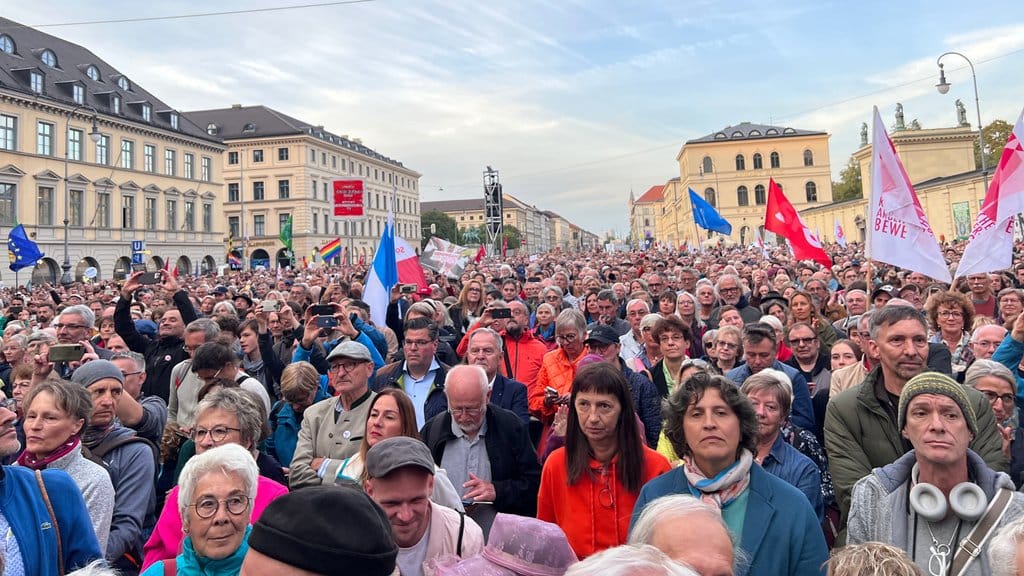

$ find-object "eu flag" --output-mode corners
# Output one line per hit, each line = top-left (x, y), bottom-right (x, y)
(688, 188), (733, 235)
(8, 223), (44, 271)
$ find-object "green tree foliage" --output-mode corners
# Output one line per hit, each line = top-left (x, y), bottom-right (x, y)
(420, 210), (459, 248)
(832, 157), (863, 201)
(976, 119), (1013, 170)
(468, 223), (522, 250)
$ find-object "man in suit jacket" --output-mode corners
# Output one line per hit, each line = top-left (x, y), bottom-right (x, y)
(463, 328), (530, 423)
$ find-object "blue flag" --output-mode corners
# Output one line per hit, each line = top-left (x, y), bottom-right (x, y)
(8, 223), (44, 271)
(688, 188), (732, 235)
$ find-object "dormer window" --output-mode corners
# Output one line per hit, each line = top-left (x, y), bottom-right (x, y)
(30, 71), (43, 94)
(206, 123), (218, 136)
(0, 35), (14, 54)
(86, 65), (101, 81)
(111, 94), (121, 114)
(141, 104), (151, 122)
(117, 76), (130, 91)
(72, 84), (85, 104)
(40, 49), (57, 68)
(169, 113), (179, 129)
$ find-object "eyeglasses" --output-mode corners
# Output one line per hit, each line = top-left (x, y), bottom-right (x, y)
(449, 406), (483, 417)
(191, 495), (251, 519)
(330, 360), (363, 373)
(555, 333), (579, 343)
(54, 323), (88, 331)
(980, 390), (1015, 406)
(938, 310), (963, 319)
(183, 345), (200, 354)
(716, 341), (739, 350)
(190, 426), (241, 443)
(121, 371), (143, 377)
(404, 339), (435, 348)
(789, 337), (817, 346)
(719, 286), (740, 294)
(971, 340), (1001, 349)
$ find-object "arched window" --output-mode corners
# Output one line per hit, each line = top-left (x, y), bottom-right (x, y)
(737, 186), (749, 206)
(735, 154), (745, 171)
(803, 149), (814, 167)
(0, 35), (14, 54)
(40, 49), (57, 68)
(805, 181), (818, 202)
(770, 151), (780, 168)
(753, 153), (763, 169)
(754, 184), (766, 205)
(704, 187), (716, 207)
(702, 156), (713, 174)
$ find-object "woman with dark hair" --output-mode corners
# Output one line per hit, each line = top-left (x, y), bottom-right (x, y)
(656, 290), (677, 317)
(788, 290), (838, 352)
(537, 363), (670, 558)
(580, 288), (601, 324)
(631, 371), (828, 575)
(648, 315), (693, 397)
(449, 280), (486, 345)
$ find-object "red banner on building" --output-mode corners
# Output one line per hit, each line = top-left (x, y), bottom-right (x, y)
(333, 180), (365, 218)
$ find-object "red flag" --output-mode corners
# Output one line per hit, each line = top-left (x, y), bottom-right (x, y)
(162, 257), (179, 278)
(474, 244), (486, 263)
(501, 236), (508, 258)
(764, 179), (832, 268)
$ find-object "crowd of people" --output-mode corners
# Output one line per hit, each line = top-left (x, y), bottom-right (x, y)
(6, 239), (1024, 575)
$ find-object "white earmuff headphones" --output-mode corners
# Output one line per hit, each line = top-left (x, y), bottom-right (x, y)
(908, 464), (988, 523)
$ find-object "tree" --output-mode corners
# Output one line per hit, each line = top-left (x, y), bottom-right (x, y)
(502, 224), (522, 251)
(976, 119), (1012, 170)
(420, 210), (459, 248)
(832, 157), (863, 201)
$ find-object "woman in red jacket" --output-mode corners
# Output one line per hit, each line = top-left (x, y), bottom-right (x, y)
(537, 362), (671, 558)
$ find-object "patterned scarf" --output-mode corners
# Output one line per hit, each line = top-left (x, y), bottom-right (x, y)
(17, 436), (80, 470)
(683, 449), (754, 509)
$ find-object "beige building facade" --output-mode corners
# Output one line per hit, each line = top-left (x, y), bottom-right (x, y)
(0, 18), (225, 284)
(184, 105), (421, 267)
(628, 185), (663, 248)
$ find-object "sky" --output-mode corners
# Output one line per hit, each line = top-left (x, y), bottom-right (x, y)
(8, 1), (1024, 239)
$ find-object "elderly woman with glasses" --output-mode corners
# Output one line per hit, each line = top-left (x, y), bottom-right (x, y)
(538, 363), (671, 559)
(965, 360), (1023, 487)
(142, 388), (288, 571)
(140, 444), (257, 576)
(925, 290), (976, 376)
(533, 302), (560, 351)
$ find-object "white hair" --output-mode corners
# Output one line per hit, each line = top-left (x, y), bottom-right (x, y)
(628, 494), (728, 547)
(178, 443), (258, 528)
(212, 300), (237, 317)
(989, 516), (1024, 576)
(758, 314), (783, 332)
(446, 364), (489, 397)
(565, 545), (697, 576)
(67, 560), (120, 576)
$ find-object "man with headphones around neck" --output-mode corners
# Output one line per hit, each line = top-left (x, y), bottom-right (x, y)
(847, 371), (1024, 575)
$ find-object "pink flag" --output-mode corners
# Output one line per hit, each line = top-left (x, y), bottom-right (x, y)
(868, 107), (951, 282)
(956, 108), (1024, 278)
(834, 219), (847, 248)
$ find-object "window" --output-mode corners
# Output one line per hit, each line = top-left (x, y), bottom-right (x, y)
(141, 104), (151, 122)
(206, 123), (218, 136)
(701, 156), (713, 174)
(201, 157), (211, 181)
(805, 181), (818, 202)
(122, 195), (135, 229)
(69, 190), (83, 226)
(228, 151), (239, 165)
(67, 128), (82, 161)
(145, 197), (157, 229)
(803, 149), (814, 167)
(228, 216), (239, 238)
(72, 84), (84, 105)
(40, 49), (56, 68)
(322, 152), (326, 165)
(111, 95), (121, 115)
(324, 214), (328, 234)
(96, 191), (110, 227)
(253, 149), (264, 163)
(144, 144), (155, 172)
(278, 147), (288, 161)
(704, 187), (716, 208)
(36, 121), (54, 155)
(121, 140), (134, 169)
(310, 178), (316, 198)
(164, 149), (176, 176)
(0, 35), (14, 54)
(184, 201), (195, 231)
(755, 184), (766, 205)
(37, 187), (53, 225)
(310, 149), (316, 163)
(312, 210), (318, 233)
(737, 185), (749, 206)
(735, 154), (745, 171)
(279, 213), (290, 236)
(770, 151), (780, 168)
(753, 153), (763, 170)
(253, 215), (265, 236)
(0, 183), (15, 226)
(322, 181), (328, 200)
(278, 179), (290, 199)
(342, 158), (347, 172)
(253, 182), (265, 201)
(169, 113), (179, 130)
(96, 135), (110, 165)
(86, 65), (100, 81)
(184, 153), (194, 179)
(0, 114), (16, 150)
(29, 72), (43, 94)
(166, 200), (177, 229)
(202, 203), (212, 232)
(331, 155), (337, 169)
(117, 77), (130, 91)
(228, 183), (239, 202)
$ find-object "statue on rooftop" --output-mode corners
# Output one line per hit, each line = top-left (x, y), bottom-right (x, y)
(895, 103), (905, 130)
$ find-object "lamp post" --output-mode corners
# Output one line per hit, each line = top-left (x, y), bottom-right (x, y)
(936, 52), (988, 193)
(62, 105), (102, 286)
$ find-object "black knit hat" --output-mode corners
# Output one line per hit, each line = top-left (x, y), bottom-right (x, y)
(248, 486), (398, 575)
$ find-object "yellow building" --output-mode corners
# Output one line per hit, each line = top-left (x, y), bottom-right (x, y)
(801, 121), (987, 247)
(185, 105), (421, 267)
(667, 122), (835, 247)
(0, 17), (226, 283)
(628, 185), (663, 248)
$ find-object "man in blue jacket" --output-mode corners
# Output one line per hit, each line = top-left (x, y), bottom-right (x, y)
(0, 394), (103, 574)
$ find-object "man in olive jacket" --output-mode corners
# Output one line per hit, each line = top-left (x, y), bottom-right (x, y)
(825, 305), (1007, 524)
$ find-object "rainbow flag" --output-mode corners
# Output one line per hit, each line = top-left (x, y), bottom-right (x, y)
(320, 238), (341, 263)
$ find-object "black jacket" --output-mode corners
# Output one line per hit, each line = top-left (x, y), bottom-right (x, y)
(420, 405), (541, 516)
(114, 290), (197, 403)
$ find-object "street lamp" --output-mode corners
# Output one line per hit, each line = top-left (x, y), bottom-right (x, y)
(62, 105), (102, 286)
(936, 52), (988, 192)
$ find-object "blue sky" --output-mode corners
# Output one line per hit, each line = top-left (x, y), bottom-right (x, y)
(9, 1), (1024, 239)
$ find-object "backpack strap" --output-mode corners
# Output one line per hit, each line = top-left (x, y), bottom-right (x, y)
(163, 558), (177, 576)
(456, 510), (465, 557)
(90, 435), (160, 479)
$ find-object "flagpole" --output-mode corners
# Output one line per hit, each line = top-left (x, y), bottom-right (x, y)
(693, 220), (704, 253)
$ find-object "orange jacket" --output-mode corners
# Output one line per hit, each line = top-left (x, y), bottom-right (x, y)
(457, 320), (547, 388)
(537, 447), (671, 559)
(531, 346), (589, 417)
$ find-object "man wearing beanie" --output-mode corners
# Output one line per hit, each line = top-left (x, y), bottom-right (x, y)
(847, 371), (1024, 575)
(825, 305), (1006, 525)
(71, 359), (158, 573)
(241, 486), (398, 576)
(365, 437), (483, 576)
